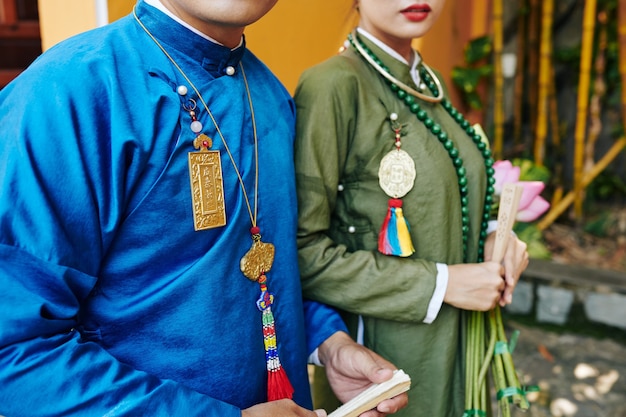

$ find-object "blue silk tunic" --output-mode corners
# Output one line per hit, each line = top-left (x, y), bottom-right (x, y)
(0, 1), (345, 415)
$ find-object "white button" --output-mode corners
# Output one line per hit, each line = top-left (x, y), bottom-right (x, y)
(177, 85), (188, 96)
(225, 66), (236, 76)
(348, 226), (356, 233)
(338, 184), (344, 191)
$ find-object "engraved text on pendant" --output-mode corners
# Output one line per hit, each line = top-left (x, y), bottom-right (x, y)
(240, 240), (275, 281)
(378, 149), (416, 198)
(188, 150), (227, 230)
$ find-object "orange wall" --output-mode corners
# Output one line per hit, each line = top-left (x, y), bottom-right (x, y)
(246, 0), (463, 97)
(40, 0), (477, 105)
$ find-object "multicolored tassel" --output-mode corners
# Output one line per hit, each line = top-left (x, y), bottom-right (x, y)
(256, 274), (294, 401)
(378, 198), (415, 257)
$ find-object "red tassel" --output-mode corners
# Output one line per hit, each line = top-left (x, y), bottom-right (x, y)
(267, 367), (294, 401)
(378, 200), (394, 252)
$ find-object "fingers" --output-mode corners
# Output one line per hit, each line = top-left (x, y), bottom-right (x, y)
(357, 392), (409, 417)
(377, 392), (409, 414)
(367, 367), (395, 385)
(446, 263), (507, 311)
(314, 409), (327, 417)
(497, 237), (529, 306)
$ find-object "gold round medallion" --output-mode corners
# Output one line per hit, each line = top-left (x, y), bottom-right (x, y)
(378, 149), (416, 198)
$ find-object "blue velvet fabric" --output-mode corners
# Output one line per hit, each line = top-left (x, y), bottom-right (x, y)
(0, 1), (346, 415)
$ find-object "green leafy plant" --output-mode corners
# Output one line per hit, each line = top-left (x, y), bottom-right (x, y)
(452, 35), (493, 110)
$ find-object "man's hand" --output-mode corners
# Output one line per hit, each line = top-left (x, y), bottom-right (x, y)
(317, 332), (408, 417)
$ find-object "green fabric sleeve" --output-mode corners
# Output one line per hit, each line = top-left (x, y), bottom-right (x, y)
(294, 56), (438, 324)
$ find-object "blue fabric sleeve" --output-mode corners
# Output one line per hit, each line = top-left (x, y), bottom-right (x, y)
(303, 299), (348, 356)
(0, 247), (241, 417)
(0, 18), (239, 417)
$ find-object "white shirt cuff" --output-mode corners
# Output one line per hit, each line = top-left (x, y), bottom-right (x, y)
(423, 263), (448, 323)
(487, 220), (498, 235)
(307, 348), (322, 366)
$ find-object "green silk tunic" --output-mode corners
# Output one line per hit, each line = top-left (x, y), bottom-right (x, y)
(294, 35), (488, 417)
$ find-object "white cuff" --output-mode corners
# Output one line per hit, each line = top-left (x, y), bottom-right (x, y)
(307, 348), (323, 366)
(423, 263), (448, 323)
(487, 220), (498, 235)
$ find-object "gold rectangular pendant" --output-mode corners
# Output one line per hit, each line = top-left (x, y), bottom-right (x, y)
(188, 150), (227, 230)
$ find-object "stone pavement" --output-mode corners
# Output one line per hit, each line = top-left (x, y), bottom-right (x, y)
(508, 259), (626, 330)
(497, 259), (626, 417)
(501, 320), (626, 417)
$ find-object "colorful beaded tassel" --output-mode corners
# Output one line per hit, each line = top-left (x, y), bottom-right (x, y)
(378, 198), (415, 257)
(256, 274), (294, 401)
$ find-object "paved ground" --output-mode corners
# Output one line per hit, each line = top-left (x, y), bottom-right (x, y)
(500, 320), (626, 417)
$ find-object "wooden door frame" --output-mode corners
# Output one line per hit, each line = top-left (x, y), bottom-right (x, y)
(0, 0), (41, 87)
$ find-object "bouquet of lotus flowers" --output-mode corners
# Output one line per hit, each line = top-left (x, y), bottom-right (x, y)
(464, 160), (549, 417)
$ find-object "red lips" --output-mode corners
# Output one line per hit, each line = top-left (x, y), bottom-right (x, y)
(400, 3), (432, 22)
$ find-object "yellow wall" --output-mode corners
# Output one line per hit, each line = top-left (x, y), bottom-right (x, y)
(37, 0), (98, 51)
(108, 0), (134, 21)
(38, 0), (467, 102)
(245, 1), (358, 93)
(246, 0), (460, 95)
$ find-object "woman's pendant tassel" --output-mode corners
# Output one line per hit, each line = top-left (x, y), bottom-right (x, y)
(378, 198), (415, 257)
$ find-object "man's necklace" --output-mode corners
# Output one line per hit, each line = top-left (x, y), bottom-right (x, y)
(133, 8), (295, 400)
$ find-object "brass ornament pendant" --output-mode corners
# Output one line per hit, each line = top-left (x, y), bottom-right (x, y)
(178, 91), (227, 231)
(377, 113), (416, 257)
(240, 230), (275, 281)
(378, 148), (416, 198)
(378, 113), (416, 198)
(188, 133), (227, 230)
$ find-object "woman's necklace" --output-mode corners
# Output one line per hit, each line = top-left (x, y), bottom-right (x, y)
(133, 8), (294, 400)
(350, 29), (444, 103)
(348, 31), (495, 262)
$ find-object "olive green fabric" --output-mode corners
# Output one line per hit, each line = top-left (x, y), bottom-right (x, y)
(294, 34), (488, 417)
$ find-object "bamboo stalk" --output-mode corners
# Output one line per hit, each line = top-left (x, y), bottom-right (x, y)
(534, 0), (554, 167)
(526, 0), (541, 145)
(549, 66), (561, 149)
(585, 11), (607, 178)
(573, 0), (597, 219)
(618, 0), (626, 128)
(549, 65), (565, 193)
(492, 0), (504, 159)
(513, 0), (527, 146)
(538, 137), (626, 230)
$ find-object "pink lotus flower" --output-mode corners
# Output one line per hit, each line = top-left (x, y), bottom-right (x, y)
(493, 160), (550, 222)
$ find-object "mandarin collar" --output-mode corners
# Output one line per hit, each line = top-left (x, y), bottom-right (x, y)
(135, 0), (245, 78)
(354, 28), (422, 89)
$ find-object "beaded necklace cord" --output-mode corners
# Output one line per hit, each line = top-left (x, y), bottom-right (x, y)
(133, 8), (295, 401)
(348, 32), (496, 262)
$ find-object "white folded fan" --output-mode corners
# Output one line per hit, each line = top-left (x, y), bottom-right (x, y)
(328, 370), (411, 417)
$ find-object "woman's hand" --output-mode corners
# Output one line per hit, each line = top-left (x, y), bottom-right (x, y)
(484, 233), (529, 306)
(445, 262), (506, 311)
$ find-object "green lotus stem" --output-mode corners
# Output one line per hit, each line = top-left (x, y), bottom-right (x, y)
(477, 310), (497, 392)
(495, 307), (530, 409)
(492, 358), (511, 417)
(473, 312), (484, 409)
(490, 309), (510, 417)
(465, 311), (478, 410)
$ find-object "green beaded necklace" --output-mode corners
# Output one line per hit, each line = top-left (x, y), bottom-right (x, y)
(348, 31), (496, 262)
